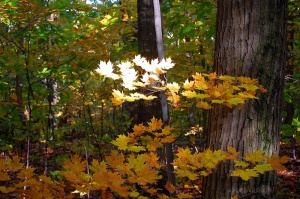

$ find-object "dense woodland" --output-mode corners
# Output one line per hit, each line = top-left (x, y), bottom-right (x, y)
(0, 0), (299, 199)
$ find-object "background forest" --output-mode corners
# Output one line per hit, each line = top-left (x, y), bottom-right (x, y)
(0, 0), (299, 199)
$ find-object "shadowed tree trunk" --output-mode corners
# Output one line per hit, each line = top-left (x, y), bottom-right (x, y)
(202, 1), (287, 199)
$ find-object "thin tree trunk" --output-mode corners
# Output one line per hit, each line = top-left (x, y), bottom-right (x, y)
(202, 1), (287, 198)
(153, 0), (175, 186)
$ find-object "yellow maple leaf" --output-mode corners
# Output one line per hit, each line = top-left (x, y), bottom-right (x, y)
(147, 117), (163, 132)
(238, 76), (257, 84)
(227, 97), (244, 105)
(234, 160), (249, 168)
(128, 145), (146, 152)
(244, 150), (267, 164)
(194, 79), (208, 90)
(166, 82), (180, 93)
(219, 75), (235, 82)
(183, 79), (194, 90)
(181, 90), (210, 99)
(196, 101), (212, 109)
(174, 168), (198, 181)
(253, 164), (273, 174)
(231, 169), (259, 181)
(111, 134), (131, 150)
(161, 125), (173, 136)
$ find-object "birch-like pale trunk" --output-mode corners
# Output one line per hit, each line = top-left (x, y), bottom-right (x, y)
(153, 0), (175, 186)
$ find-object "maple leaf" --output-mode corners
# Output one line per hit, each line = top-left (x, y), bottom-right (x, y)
(238, 76), (257, 84)
(161, 126), (173, 136)
(129, 165), (161, 185)
(267, 155), (289, 170)
(167, 92), (180, 107)
(174, 168), (198, 181)
(258, 85), (268, 93)
(128, 146), (146, 152)
(158, 57), (175, 71)
(11, 156), (24, 171)
(0, 186), (16, 193)
(17, 166), (35, 180)
(132, 124), (147, 137)
(111, 134), (131, 150)
(234, 160), (249, 167)
(145, 152), (161, 168)
(158, 193), (172, 199)
(0, 172), (10, 181)
(147, 117), (163, 132)
(194, 79), (208, 90)
(147, 137), (162, 151)
(164, 181), (176, 194)
(253, 164), (273, 174)
(219, 75), (235, 82)
(196, 101), (212, 109)
(160, 135), (175, 143)
(96, 61), (119, 80)
(231, 169), (259, 181)
(240, 84), (258, 91)
(106, 150), (125, 169)
(177, 192), (193, 199)
(211, 99), (226, 104)
(183, 79), (194, 90)
(121, 68), (138, 90)
(111, 90), (125, 105)
(166, 82), (180, 93)
(227, 146), (239, 160)
(227, 97), (244, 105)
(231, 195), (239, 199)
(181, 91), (210, 99)
(90, 159), (107, 173)
(144, 186), (158, 195)
(63, 155), (86, 174)
(244, 150), (267, 164)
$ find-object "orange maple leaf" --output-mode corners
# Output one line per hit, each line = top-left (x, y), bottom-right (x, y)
(227, 146), (239, 160)
(267, 155), (289, 170)
(147, 117), (163, 132)
(164, 181), (176, 194)
(147, 137), (162, 151)
(106, 150), (125, 169)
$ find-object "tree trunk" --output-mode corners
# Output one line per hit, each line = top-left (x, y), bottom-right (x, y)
(202, 1), (287, 199)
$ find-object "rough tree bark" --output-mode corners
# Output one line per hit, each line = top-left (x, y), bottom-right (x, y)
(202, 1), (287, 199)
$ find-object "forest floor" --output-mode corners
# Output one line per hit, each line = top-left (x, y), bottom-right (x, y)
(1, 140), (300, 199)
